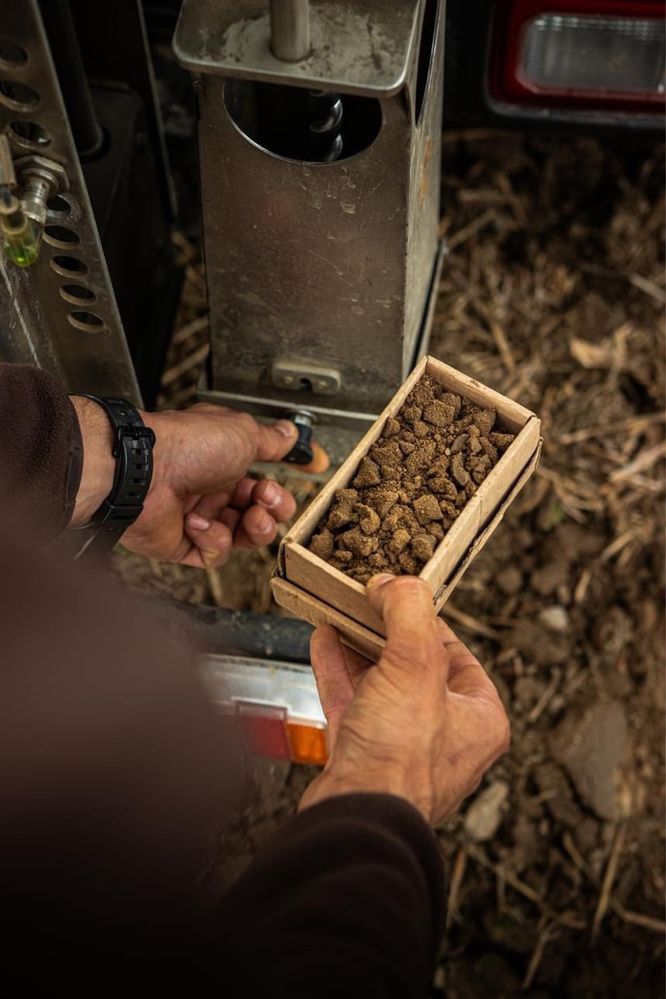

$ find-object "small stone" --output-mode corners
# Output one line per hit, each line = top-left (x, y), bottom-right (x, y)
(464, 781), (509, 842)
(450, 434), (468, 455)
(334, 488), (359, 504)
(531, 560), (569, 596)
(471, 408), (496, 434)
(339, 528), (377, 558)
(310, 529), (334, 560)
(490, 432), (514, 452)
(451, 452), (470, 487)
(429, 522), (444, 541)
(327, 503), (354, 530)
(411, 534), (436, 562)
(413, 421), (430, 438)
(551, 700), (630, 821)
(423, 400), (456, 427)
(398, 551), (419, 574)
(358, 504), (381, 535)
(366, 487), (399, 518)
(383, 417), (400, 436)
(539, 606), (569, 634)
(497, 566), (523, 595)
(399, 440), (416, 455)
(353, 456), (381, 487)
(402, 406), (422, 424)
(370, 440), (402, 466)
(413, 493), (443, 525)
(389, 528), (410, 554)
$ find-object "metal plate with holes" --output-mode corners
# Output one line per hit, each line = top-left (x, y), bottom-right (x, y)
(0, 1), (140, 402)
(174, 0), (421, 96)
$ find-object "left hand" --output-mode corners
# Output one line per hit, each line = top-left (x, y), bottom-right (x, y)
(70, 398), (300, 568)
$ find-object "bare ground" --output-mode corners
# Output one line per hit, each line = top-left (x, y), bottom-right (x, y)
(112, 133), (665, 996)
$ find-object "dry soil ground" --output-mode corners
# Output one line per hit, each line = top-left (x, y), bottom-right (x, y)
(113, 133), (665, 996)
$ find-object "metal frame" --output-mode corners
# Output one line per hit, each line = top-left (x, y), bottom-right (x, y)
(0, 0), (140, 402)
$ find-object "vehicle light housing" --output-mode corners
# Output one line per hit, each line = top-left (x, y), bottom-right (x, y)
(491, 0), (666, 113)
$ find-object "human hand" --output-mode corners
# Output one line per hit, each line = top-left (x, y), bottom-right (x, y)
(70, 398), (302, 567)
(300, 574), (510, 826)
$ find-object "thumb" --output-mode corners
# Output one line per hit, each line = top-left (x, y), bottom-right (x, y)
(367, 574), (445, 678)
(253, 419), (299, 462)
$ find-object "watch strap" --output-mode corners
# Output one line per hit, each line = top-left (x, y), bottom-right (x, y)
(73, 396), (155, 561)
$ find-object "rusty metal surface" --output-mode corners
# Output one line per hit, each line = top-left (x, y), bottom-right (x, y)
(0, 0), (140, 402)
(174, 0), (421, 96)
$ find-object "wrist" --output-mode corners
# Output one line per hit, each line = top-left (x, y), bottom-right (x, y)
(69, 395), (116, 526)
(301, 763), (434, 824)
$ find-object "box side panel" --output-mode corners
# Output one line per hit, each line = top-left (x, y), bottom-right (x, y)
(421, 416), (541, 587)
(284, 543), (384, 634)
(271, 578), (385, 662)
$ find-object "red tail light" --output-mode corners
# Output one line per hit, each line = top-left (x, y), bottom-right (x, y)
(491, 0), (666, 113)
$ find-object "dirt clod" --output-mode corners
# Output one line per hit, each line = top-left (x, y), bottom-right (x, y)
(308, 376), (514, 583)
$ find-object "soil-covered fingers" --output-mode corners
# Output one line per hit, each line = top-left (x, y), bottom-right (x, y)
(367, 574), (446, 677)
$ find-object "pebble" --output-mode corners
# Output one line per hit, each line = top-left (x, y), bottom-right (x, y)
(464, 780), (509, 841)
(539, 605), (569, 634)
(550, 700), (630, 821)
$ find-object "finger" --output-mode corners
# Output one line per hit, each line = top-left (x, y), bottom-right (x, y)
(252, 479), (297, 523)
(234, 504), (278, 549)
(191, 490), (233, 523)
(310, 626), (356, 746)
(367, 574), (445, 676)
(184, 515), (234, 568)
(230, 477), (257, 510)
(253, 419), (299, 463)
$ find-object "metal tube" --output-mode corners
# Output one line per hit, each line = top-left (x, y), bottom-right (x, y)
(269, 0), (310, 62)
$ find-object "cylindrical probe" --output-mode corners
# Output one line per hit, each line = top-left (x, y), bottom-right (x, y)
(269, 0), (310, 62)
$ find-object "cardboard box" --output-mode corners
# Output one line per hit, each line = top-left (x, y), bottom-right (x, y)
(272, 355), (542, 660)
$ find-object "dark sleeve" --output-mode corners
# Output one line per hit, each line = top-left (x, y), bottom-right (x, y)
(215, 793), (445, 999)
(0, 363), (82, 534)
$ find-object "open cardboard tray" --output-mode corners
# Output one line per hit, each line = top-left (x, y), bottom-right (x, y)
(272, 355), (542, 660)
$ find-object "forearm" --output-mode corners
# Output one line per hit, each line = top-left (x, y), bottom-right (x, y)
(0, 363), (83, 536)
(214, 794), (445, 998)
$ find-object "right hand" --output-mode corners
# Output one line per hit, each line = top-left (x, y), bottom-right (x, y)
(300, 574), (510, 826)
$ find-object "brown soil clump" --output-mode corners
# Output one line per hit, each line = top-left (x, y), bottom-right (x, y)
(307, 375), (514, 583)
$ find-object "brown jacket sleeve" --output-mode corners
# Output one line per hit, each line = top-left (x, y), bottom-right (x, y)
(0, 363), (82, 534)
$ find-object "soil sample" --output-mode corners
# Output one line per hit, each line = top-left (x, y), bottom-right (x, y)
(308, 374), (515, 584)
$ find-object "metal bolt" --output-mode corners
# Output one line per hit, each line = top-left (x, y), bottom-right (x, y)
(13, 155), (69, 226)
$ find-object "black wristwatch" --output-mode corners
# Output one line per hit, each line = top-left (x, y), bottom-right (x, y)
(73, 396), (155, 561)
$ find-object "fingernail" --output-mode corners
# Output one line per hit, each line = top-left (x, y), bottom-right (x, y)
(261, 482), (279, 507)
(255, 511), (273, 533)
(201, 548), (221, 568)
(367, 573), (394, 590)
(187, 513), (211, 532)
(273, 419), (297, 439)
